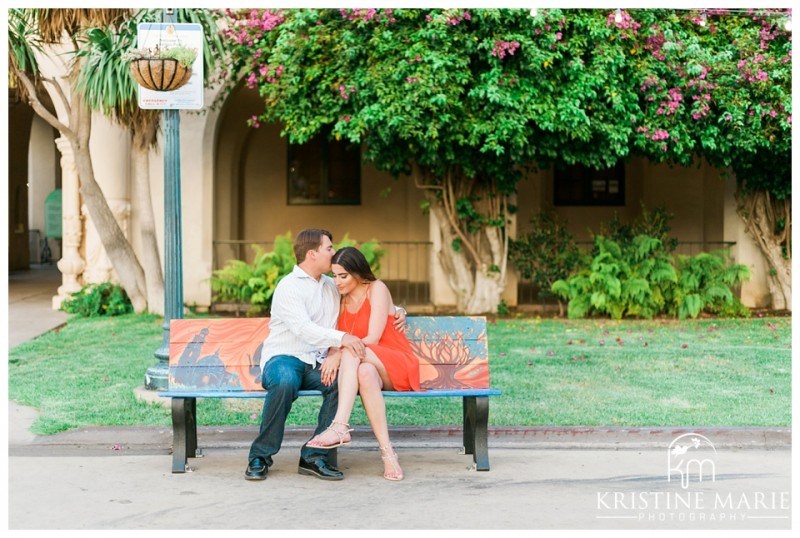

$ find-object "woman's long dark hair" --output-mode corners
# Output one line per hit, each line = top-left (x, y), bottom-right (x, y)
(331, 246), (377, 282)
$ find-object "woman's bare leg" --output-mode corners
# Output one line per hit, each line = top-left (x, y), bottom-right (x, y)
(358, 362), (403, 480)
(307, 350), (359, 448)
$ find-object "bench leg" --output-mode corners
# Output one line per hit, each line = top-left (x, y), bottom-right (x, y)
(462, 396), (490, 471)
(171, 397), (197, 473)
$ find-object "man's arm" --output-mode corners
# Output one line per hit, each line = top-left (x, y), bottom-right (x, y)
(392, 304), (407, 330)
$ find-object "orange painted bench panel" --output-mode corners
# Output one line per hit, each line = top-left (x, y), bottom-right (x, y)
(168, 316), (490, 391)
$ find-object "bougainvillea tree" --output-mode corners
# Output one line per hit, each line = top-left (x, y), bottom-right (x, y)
(224, 7), (791, 313)
(224, 8), (645, 313)
(623, 8), (792, 309)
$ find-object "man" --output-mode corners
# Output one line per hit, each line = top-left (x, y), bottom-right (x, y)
(245, 229), (405, 481)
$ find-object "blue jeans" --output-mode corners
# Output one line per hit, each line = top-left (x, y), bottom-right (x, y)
(247, 355), (338, 467)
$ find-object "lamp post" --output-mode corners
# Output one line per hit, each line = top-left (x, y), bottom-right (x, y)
(145, 8), (183, 390)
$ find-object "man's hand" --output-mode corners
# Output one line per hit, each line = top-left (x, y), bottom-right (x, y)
(341, 333), (366, 360)
(320, 348), (342, 386)
(393, 306), (407, 331)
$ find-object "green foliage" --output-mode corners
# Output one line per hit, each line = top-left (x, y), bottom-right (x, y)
(222, 8), (791, 309)
(625, 9), (791, 199)
(60, 282), (134, 317)
(509, 212), (588, 304)
(210, 232), (294, 316)
(552, 234), (677, 319)
(600, 205), (678, 254)
(668, 250), (751, 319)
(552, 230), (752, 320)
(122, 44), (198, 68)
(210, 232), (384, 315)
(497, 299), (510, 316)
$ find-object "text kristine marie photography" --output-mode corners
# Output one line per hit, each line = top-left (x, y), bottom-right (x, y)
(595, 433), (791, 525)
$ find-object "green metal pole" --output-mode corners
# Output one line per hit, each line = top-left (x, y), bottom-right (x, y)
(146, 8), (182, 390)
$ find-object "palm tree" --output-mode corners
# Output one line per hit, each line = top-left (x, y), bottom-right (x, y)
(9, 8), (231, 314)
(9, 7), (149, 311)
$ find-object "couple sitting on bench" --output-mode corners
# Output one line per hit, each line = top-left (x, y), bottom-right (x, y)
(245, 228), (419, 482)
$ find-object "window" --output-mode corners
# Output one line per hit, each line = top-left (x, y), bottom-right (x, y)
(287, 131), (360, 205)
(553, 162), (625, 206)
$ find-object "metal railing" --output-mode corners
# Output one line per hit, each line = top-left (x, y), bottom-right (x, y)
(517, 241), (737, 306)
(378, 241), (432, 306)
(212, 239), (433, 306)
(214, 238), (737, 309)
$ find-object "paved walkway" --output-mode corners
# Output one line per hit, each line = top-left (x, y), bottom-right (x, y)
(4, 265), (793, 531)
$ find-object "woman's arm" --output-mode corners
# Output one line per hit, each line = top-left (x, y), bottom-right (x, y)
(363, 280), (392, 345)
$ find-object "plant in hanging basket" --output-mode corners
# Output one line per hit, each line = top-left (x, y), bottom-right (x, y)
(124, 45), (198, 92)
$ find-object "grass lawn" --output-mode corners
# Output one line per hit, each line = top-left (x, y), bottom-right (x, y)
(7, 313), (791, 435)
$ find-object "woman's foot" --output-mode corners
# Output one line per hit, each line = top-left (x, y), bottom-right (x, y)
(380, 445), (404, 481)
(307, 421), (353, 449)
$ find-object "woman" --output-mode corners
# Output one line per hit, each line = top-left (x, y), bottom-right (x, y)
(309, 246), (421, 480)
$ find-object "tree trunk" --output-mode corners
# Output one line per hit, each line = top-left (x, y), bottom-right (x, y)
(131, 140), (165, 315)
(69, 99), (149, 313)
(13, 59), (149, 312)
(427, 187), (508, 315)
(735, 188), (792, 311)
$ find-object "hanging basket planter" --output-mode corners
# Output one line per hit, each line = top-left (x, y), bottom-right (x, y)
(129, 58), (192, 92)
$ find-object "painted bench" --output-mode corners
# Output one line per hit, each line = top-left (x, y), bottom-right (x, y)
(161, 316), (501, 473)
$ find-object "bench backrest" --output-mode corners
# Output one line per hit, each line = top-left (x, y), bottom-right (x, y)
(168, 316), (489, 391)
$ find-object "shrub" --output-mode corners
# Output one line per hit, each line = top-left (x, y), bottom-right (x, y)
(210, 232), (384, 316)
(509, 212), (587, 315)
(668, 250), (751, 319)
(552, 238), (751, 320)
(552, 205), (750, 320)
(599, 204), (679, 254)
(552, 234), (678, 319)
(60, 282), (134, 317)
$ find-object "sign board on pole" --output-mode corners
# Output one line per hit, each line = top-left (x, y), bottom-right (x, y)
(136, 23), (204, 110)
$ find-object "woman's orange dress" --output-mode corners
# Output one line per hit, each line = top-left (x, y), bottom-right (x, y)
(337, 296), (421, 392)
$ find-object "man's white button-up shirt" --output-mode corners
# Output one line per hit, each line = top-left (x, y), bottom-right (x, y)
(259, 265), (346, 371)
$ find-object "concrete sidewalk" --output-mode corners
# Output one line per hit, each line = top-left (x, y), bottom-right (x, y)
(5, 265), (793, 530)
(7, 264), (68, 348)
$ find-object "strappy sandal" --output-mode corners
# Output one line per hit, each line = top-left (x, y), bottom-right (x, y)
(307, 421), (353, 449)
(380, 445), (404, 481)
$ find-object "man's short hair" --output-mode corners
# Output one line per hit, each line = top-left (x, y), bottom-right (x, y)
(293, 229), (333, 263)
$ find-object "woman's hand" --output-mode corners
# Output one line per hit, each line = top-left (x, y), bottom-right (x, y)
(320, 348), (342, 386)
(341, 333), (366, 358)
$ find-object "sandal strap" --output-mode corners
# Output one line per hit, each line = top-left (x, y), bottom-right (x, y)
(328, 421), (353, 441)
(379, 445), (403, 480)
